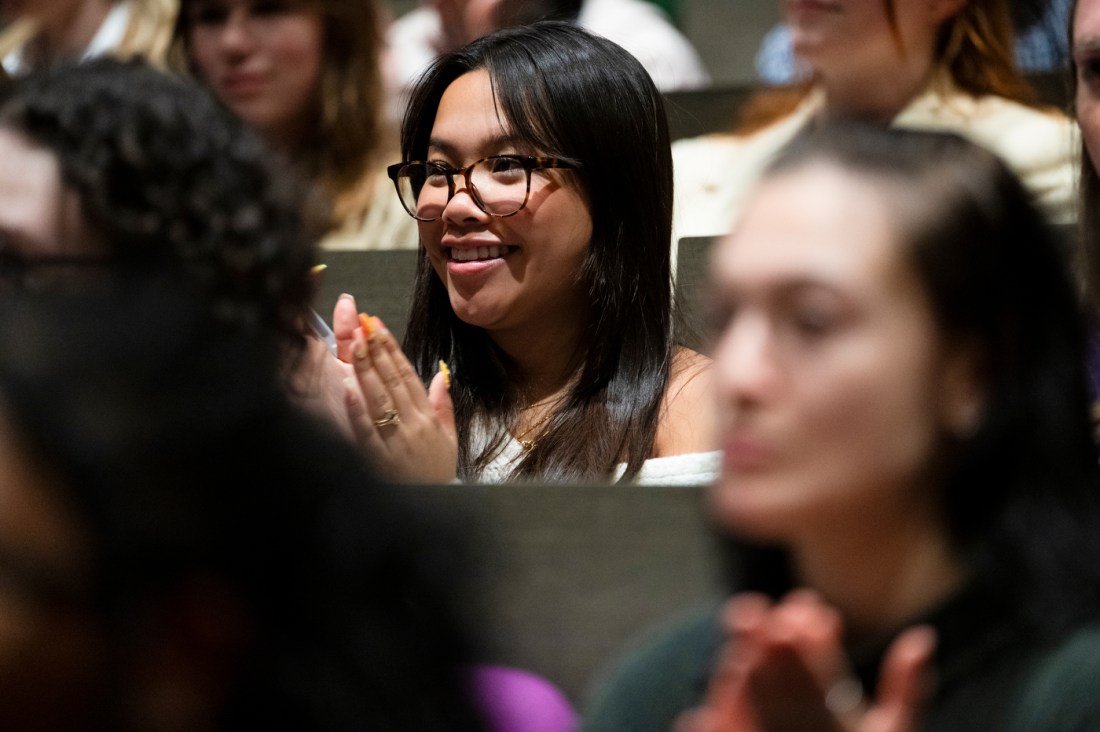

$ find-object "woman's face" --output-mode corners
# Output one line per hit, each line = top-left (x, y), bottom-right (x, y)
(185, 0), (324, 148)
(418, 69), (593, 335)
(785, 0), (961, 78)
(1075, 0), (1100, 174)
(709, 163), (979, 544)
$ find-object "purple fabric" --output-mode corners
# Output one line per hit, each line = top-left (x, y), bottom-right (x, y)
(468, 665), (577, 732)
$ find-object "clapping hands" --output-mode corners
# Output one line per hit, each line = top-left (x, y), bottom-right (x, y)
(332, 293), (458, 483)
(676, 591), (935, 732)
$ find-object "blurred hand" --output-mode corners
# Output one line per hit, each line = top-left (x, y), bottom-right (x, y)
(676, 591), (934, 732)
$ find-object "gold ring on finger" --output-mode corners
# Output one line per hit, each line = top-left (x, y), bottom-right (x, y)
(373, 409), (401, 428)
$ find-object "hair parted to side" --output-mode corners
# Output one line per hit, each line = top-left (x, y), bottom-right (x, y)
(0, 58), (321, 357)
(737, 0), (1032, 136)
(731, 124), (1100, 637)
(400, 22), (676, 482)
(171, 0), (386, 227)
(1069, 0), (1100, 318)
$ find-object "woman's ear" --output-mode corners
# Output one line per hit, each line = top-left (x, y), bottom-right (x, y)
(939, 342), (985, 439)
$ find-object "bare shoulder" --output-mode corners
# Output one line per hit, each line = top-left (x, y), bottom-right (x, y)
(653, 347), (717, 458)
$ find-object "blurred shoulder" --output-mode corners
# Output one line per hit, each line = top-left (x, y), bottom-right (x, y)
(583, 604), (720, 732)
(1007, 624), (1100, 730)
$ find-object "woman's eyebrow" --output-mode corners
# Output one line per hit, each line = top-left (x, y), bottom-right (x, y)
(426, 135), (524, 159)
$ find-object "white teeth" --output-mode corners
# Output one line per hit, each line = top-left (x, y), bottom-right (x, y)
(450, 245), (508, 262)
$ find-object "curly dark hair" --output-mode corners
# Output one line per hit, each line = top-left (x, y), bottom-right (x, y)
(0, 57), (323, 354)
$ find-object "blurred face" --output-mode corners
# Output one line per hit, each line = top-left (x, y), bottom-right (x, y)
(709, 163), (977, 544)
(0, 127), (100, 258)
(186, 0), (324, 147)
(1075, 0), (1100, 174)
(0, 406), (105, 729)
(784, 0), (961, 77)
(418, 69), (593, 336)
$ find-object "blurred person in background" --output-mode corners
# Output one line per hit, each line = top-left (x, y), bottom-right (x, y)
(0, 0), (176, 76)
(172, 0), (417, 250)
(384, 0), (709, 117)
(756, 0), (1073, 84)
(673, 0), (1077, 242)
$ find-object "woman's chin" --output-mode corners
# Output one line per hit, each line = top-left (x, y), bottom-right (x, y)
(448, 297), (506, 332)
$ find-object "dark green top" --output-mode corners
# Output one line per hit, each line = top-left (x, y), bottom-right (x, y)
(584, 579), (1100, 731)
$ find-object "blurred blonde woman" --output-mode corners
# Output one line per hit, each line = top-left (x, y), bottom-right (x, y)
(674, 0), (1078, 241)
(0, 0), (176, 76)
(172, 0), (417, 249)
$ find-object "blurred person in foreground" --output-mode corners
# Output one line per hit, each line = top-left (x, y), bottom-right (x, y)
(585, 126), (1100, 731)
(0, 57), (360, 430)
(0, 278), (484, 731)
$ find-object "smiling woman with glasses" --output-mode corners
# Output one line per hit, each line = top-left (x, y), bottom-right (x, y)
(334, 22), (718, 484)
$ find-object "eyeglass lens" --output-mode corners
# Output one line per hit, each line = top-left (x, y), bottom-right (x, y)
(396, 158), (530, 220)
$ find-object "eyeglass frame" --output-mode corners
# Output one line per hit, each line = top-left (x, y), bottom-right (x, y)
(386, 154), (579, 222)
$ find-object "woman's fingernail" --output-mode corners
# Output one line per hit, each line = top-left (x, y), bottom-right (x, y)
(373, 316), (387, 335)
(438, 359), (451, 388)
(354, 336), (368, 360)
(338, 292), (354, 302)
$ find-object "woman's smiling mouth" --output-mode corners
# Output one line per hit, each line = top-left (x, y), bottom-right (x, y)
(447, 244), (518, 262)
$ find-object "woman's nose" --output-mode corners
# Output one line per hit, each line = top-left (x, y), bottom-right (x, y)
(442, 178), (490, 224)
(714, 313), (782, 407)
(219, 9), (257, 56)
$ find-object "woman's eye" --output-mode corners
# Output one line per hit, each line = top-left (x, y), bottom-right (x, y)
(704, 301), (737, 342)
(794, 310), (835, 336)
(1077, 55), (1100, 84)
(489, 157), (523, 172)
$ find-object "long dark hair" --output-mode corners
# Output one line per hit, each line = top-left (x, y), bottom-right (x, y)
(1069, 0), (1100, 316)
(729, 125), (1100, 638)
(400, 22), (675, 481)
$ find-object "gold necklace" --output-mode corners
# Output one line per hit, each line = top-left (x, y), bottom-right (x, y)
(512, 394), (567, 451)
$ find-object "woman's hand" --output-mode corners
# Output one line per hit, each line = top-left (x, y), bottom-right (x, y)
(334, 294), (458, 483)
(676, 591), (934, 732)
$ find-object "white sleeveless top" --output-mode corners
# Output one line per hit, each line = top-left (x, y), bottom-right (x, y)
(470, 428), (720, 486)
